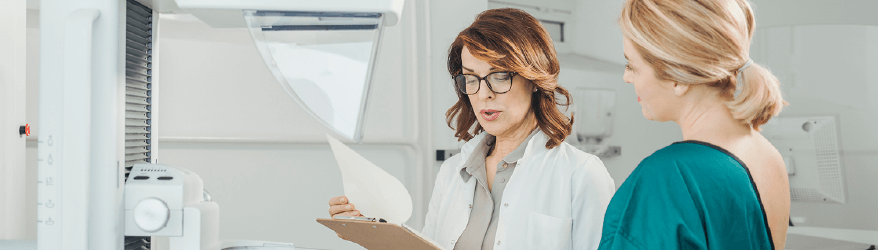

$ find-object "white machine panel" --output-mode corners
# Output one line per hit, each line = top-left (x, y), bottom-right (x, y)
(173, 0), (404, 27)
(124, 164), (204, 236)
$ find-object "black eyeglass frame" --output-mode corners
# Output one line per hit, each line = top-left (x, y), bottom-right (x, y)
(452, 72), (519, 95)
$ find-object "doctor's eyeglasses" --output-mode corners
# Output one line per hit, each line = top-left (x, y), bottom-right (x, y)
(453, 72), (518, 95)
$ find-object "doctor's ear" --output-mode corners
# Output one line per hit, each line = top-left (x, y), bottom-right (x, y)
(672, 82), (690, 97)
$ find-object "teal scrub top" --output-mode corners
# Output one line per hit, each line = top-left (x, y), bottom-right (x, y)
(598, 141), (774, 250)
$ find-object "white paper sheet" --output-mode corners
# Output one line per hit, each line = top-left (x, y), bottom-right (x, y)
(326, 135), (413, 225)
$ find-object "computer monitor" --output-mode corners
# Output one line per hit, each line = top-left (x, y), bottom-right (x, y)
(760, 116), (846, 204)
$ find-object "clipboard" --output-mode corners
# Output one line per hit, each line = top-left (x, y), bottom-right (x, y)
(316, 218), (445, 250)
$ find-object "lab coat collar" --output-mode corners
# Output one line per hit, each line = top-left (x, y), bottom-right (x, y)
(458, 129), (537, 182)
(456, 129), (549, 174)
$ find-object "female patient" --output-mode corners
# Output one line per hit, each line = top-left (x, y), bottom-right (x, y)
(599, 0), (790, 249)
(329, 8), (615, 250)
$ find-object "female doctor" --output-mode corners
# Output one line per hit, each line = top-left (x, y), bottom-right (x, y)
(329, 8), (615, 250)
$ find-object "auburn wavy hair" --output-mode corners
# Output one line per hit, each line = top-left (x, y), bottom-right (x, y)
(445, 8), (573, 149)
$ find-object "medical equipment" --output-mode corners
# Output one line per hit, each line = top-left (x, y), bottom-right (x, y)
(35, 0), (403, 249)
(570, 88), (621, 158)
(572, 88), (615, 143)
(760, 116), (846, 204)
(123, 164), (216, 249)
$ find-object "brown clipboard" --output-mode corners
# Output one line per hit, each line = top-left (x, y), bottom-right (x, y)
(317, 218), (444, 250)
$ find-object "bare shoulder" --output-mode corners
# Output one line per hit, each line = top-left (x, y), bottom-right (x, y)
(736, 133), (790, 249)
(745, 134), (788, 184)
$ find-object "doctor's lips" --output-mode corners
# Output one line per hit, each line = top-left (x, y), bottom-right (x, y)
(481, 109), (501, 121)
(637, 96), (641, 102)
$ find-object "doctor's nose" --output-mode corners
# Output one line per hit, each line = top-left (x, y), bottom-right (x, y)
(476, 79), (495, 100)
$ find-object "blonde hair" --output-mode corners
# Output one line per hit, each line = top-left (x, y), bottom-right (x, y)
(620, 0), (787, 130)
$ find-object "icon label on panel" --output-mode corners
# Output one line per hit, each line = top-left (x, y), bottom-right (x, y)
(46, 218), (54, 225)
(46, 178), (53, 186)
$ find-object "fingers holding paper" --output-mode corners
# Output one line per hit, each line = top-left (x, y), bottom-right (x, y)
(328, 196), (363, 217)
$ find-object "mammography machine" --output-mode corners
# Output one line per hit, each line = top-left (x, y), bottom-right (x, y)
(36, 0), (403, 249)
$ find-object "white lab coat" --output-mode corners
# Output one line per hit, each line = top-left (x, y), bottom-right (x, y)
(422, 130), (616, 250)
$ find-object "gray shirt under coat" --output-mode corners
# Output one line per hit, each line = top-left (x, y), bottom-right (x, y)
(453, 129), (537, 250)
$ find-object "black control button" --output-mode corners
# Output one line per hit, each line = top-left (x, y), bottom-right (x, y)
(157, 176), (173, 180)
(20, 124), (30, 136)
(133, 176), (149, 180)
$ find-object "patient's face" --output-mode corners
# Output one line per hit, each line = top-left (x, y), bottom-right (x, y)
(622, 37), (679, 122)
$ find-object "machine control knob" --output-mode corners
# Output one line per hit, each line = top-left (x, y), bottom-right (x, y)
(133, 197), (170, 232)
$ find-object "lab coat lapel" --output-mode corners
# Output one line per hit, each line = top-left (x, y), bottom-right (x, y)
(449, 133), (484, 245)
(501, 129), (549, 198)
(492, 130), (550, 247)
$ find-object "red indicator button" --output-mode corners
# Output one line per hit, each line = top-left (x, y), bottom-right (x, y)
(19, 124), (30, 136)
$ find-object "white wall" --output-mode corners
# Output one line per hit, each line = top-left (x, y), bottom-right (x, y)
(0, 0), (29, 240)
(570, 0), (626, 65)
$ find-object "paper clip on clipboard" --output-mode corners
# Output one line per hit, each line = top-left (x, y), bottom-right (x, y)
(333, 216), (388, 223)
(316, 217), (446, 250)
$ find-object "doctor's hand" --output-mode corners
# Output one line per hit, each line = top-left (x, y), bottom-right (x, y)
(328, 196), (363, 241)
(328, 196), (363, 218)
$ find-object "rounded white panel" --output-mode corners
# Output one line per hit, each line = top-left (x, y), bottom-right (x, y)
(133, 197), (170, 232)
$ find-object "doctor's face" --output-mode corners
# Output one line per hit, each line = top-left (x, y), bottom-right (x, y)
(622, 37), (679, 122)
(461, 46), (535, 137)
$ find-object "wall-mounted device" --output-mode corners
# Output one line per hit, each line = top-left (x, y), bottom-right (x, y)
(761, 116), (846, 203)
(570, 88), (620, 158)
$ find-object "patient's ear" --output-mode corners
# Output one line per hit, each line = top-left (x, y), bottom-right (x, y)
(672, 82), (689, 97)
